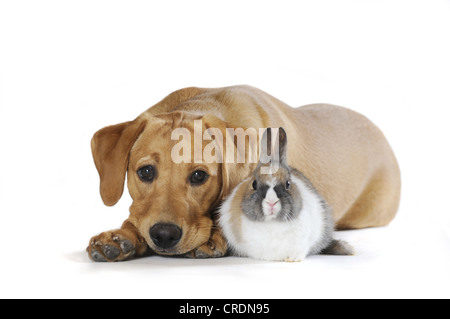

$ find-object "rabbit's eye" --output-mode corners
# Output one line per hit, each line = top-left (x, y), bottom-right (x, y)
(286, 180), (291, 190)
(252, 180), (257, 190)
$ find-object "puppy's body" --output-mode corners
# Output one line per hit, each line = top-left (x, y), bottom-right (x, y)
(146, 85), (400, 227)
(88, 85), (401, 261)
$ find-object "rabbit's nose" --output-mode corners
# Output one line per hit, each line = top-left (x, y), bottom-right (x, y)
(265, 199), (279, 207)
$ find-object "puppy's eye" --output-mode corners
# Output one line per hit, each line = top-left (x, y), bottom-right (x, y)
(286, 180), (291, 190)
(190, 170), (208, 185)
(252, 180), (257, 190)
(137, 165), (155, 183)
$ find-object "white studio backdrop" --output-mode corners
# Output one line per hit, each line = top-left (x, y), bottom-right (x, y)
(0, 0), (449, 298)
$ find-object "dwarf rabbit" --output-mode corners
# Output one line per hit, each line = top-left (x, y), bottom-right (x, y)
(219, 127), (354, 262)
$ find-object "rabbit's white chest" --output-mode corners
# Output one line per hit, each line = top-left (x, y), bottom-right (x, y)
(239, 215), (311, 261)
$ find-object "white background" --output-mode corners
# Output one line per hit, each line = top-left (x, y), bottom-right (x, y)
(1, 0), (449, 299)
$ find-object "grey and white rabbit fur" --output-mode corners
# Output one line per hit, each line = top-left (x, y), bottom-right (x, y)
(219, 127), (354, 261)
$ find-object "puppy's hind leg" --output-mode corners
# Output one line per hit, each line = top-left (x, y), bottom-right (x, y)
(321, 239), (355, 256)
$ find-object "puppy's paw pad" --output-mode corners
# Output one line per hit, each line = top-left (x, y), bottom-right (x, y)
(102, 245), (120, 260)
(91, 249), (107, 262)
(194, 249), (211, 259)
(119, 240), (135, 255)
(87, 232), (137, 262)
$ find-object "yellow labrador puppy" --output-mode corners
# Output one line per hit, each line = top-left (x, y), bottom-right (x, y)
(87, 85), (401, 262)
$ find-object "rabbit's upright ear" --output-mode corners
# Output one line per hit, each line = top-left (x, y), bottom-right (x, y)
(260, 127), (288, 166)
(276, 127), (288, 166)
(259, 127), (272, 165)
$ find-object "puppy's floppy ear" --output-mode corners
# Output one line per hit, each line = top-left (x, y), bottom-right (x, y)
(91, 118), (146, 206)
(202, 115), (231, 200)
(202, 115), (255, 201)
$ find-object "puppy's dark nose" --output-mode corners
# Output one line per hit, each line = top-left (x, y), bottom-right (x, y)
(150, 223), (182, 249)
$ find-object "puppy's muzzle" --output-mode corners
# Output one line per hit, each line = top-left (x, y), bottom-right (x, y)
(150, 223), (182, 250)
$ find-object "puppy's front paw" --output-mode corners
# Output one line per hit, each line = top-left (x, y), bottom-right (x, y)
(183, 240), (227, 259)
(87, 230), (140, 262)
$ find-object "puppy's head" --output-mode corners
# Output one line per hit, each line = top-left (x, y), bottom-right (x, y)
(91, 111), (244, 255)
